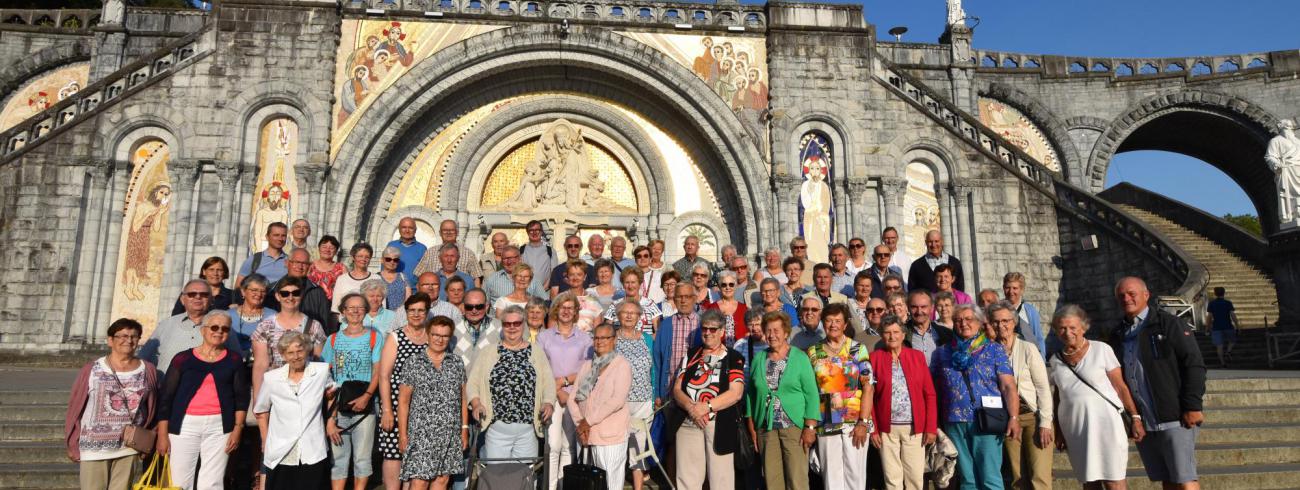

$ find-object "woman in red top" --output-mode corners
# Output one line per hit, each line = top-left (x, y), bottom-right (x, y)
(869, 315), (938, 490)
(308, 235), (346, 301)
(704, 270), (747, 347)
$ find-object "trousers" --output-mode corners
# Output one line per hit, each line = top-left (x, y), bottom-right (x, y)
(759, 427), (810, 490)
(817, 430), (869, 489)
(79, 454), (135, 490)
(946, 422), (1005, 490)
(879, 425), (926, 490)
(168, 414), (230, 490)
(674, 420), (735, 490)
(1004, 414), (1051, 489)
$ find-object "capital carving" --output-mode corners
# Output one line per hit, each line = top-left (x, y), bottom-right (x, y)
(949, 181), (976, 205)
(296, 163), (328, 188)
(878, 177), (908, 198)
(166, 159), (201, 191)
(214, 160), (242, 185)
(846, 177), (873, 195)
(84, 158), (114, 180)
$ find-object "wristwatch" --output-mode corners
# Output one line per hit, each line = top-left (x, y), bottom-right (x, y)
(707, 401), (714, 413)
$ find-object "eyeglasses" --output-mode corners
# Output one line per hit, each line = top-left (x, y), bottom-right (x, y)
(112, 334), (141, 342)
(382, 257), (399, 263)
(803, 307), (822, 313)
(464, 304), (487, 311)
(692, 273), (709, 278)
(850, 243), (865, 249)
(635, 253), (650, 258)
(719, 283), (736, 288)
(565, 244), (582, 249)
(792, 245), (807, 250)
(733, 265), (749, 270)
(502, 321), (524, 328)
(206, 325), (231, 333)
(277, 289), (303, 298)
(183, 291), (211, 299)
(701, 326), (722, 332)
(593, 335), (615, 341)
(429, 333), (452, 339)
(866, 307), (887, 313)
(873, 253), (891, 258)
(343, 306), (366, 311)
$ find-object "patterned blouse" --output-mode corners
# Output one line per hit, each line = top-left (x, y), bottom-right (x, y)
(383, 272), (409, 310)
(765, 358), (795, 429)
(807, 339), (875, 433)
(679, 347), (744, 421)
(489, 345), (536, 425)
(890, 358), (913, 425)
(933, 341), (1013, 423)
(307, 262), (346, 301)
(603, 297), (663, 336)
(79, 359), (150, 460)
(616, 335), (654, 403)
(253, 315), (326, 369)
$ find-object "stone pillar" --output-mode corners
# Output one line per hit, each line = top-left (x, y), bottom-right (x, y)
(72, 160), (113, 342)
(878, 177), (908, 230)
(94, 160), (130, 333)
(773, 174), (802, 244)
(936, 185), (957, 258)
(943, 25), (976, 113)
(90, 29), (128, 81)
(235, 162), (259, 259)
(214, 160), (242, 263)
(846, 178), (873, 240)
(295, 163), (328, 232)
(159, 159), (199, 320)
(951, 181), (977, 291)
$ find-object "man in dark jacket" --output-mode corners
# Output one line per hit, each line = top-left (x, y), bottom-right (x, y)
(266, 248), (337, 335)
(907, 230), (965, 293)
(1108, 277), (1206, 489)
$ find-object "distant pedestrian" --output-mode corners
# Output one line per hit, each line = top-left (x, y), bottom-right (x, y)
(1205, 287), (1239, 367)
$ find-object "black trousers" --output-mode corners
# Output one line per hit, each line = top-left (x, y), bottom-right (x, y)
(265, 458), (329, 490)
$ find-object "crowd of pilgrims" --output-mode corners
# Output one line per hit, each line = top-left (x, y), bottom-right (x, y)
(67, 216), (1207, 490)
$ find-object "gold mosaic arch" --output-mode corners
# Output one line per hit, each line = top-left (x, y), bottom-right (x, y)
(978, 97), (1062, 172)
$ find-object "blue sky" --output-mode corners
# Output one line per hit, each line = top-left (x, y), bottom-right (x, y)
(853, 0), (1300, 217)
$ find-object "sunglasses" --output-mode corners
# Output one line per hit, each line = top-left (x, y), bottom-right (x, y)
(692, 273), (709, 278)
(701, 326), (722, 332)
(635, 253), (650, 258)
(719, 283), (736, 288)
(565, 244), (582, 249)
(873, 253), (892, 258)
(866, 307), (887, 313)
(464, 304), (487, 311)
(383, 257), (399, 262)
(502, 321), (524, 327)
(183, 291), (211, 299)
(206, 325), (231, 333)
(277, 289), (303, 298)
(850, 243), (865, 249)
(792, 245), (807, 250)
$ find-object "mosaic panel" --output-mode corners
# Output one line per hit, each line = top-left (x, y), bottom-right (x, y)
(978, 97), (1062, 172)
(0, 63), (89, 132)
(903, 162), (941, 261)
(249, 117), (299, 253)
(110, 140), (171, 338)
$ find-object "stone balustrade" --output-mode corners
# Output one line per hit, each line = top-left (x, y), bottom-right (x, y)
(343, 0), (766, 30)
(0, 9), (100, 31)
(971, 48), (1290, 79)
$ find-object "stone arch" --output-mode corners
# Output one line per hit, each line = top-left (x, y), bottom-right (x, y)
(787, 115), (853, 178)
(1087, 90), (1282, 232)
(898, 138), (956, 186)
(0, 39), (92, 102)
(978, 81), (1082, 180)
(663, 211), (731, 258)
(237, 103), (311, 172)
(99, 104), (192, 161)
(109, 122), (181, 164)
(225, 81), (331, 163)
(328, 24), (769, 255)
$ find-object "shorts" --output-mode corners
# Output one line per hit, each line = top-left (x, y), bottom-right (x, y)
(1211, 329), (1237, 346)
(1135, 425), (1199, 483)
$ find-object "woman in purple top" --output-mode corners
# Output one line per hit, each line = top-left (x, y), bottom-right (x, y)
(535, 291), (593, 490)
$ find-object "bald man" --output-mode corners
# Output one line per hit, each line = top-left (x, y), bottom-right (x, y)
(479, 231), (510, 274)
(907, 230), (965, 293)
(386, 216), (427, 284)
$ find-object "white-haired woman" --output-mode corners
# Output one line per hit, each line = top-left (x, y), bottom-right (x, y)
(754, 248), (788, 285)
(361, 278), (398, 334)
(379, 245), (411, 310)
(255, 331), (335, 490)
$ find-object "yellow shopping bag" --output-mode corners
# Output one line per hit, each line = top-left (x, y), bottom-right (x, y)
(132, 453), (180, 490)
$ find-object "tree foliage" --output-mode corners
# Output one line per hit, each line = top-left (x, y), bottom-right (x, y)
(1222, 213), (1263, 237)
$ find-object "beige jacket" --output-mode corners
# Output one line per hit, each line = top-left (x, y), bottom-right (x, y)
(466, 340), (557, 437)
(1009, 338), (1054, 428)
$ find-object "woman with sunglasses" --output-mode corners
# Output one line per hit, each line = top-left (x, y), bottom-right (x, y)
(690, 263), (719, 310)
(704, 270), (748, 347)
(252, 276), (326, 407)
(156, 311), (249, 490)
(468, 306), (556, 462)
(631, 246), (665, 305)
(398, 316), (469, 490)
(671, 310), (746, 489)
(66, 318), (158, 490)
(846, 239), (871, 276)
(332, 243), (375, 314)
(380, 246), (412, 310)
(377, 293), (432, 490)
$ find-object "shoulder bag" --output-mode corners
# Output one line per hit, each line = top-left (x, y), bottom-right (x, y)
(108, 361), (155, 453)
(562, 445), (608, 490)
(733, 340), (758, 468)
(960, 369), (1009, 435)
(1055, 351), (1136, 438)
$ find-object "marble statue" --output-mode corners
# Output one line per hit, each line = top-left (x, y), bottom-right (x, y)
(103, 0), (126, 25)
(504, 118), (605, 212)
(1265, 119), (1300, 225)
(947, 0), (966, 26)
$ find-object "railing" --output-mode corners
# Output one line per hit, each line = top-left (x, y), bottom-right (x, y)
(1099, 182), (1272, 270)
(874, 59), (1209, 305)
(0, 25), (211, 164)
(971, 48), (1283, 80)
(342, 0), (767, 29)
(0, 9), (100, 31)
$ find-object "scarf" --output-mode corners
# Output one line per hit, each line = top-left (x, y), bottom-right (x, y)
(575, 350), (620, 402)
(950, 333), (989, 371)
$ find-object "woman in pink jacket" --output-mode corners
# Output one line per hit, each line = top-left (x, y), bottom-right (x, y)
(567, 323), (633, 490)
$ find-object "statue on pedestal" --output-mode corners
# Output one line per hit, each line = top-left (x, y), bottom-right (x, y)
(947, 0), (966, 26)
(1266, 119), (1300, 226)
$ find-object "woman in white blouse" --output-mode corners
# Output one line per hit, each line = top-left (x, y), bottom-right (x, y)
(254, 331), (335, 490)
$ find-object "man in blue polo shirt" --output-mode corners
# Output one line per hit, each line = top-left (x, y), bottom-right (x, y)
(235, 222), (289, 288)
(386, 217), (426, 285)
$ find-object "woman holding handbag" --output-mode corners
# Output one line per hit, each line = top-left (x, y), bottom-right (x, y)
(1048, 305), (1145, 489)
(322, 293), (385, 490)
(66, 318), (159, 490)
(568, 323), (634, 490)
(254, 331), (335, 490)
(672, 310), (746, 490)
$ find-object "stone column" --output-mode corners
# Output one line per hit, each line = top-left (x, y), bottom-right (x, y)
(951, 181), (977, 291)
(72, 160), (113, 341)
(235, 162), (259, 259)
(846, 178), (873, 240)
(944, 25), (976, 114)
(214, 160), (242, 263)
(878, 177), (908, 230)
(936, 185), (957, 257)
(159, 159), (199, 321)
(772, 174), (802, 244)
(295, 163), (328, 232)
(94, 160), (130, 332)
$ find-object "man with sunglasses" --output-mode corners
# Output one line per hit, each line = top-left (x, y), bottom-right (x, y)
(729, 256), (755, 305)
(548, 235), (595, 297)
(791, 295), (828, 351)
(452, 288), (500, 366)
(788, 237), (815, 288)
(141, 279), (238, 374)
(267, 248), (336, 334)
(854, 297), (889, 349)
(880, 227), (911, 284)
(867, 244), (905, 299)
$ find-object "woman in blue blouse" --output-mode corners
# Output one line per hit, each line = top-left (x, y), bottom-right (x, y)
(932, 304), (1021, 490)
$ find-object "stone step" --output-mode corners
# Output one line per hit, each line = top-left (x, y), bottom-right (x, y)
(0, 422), (62, 442)
(1051, 442), (1300, 471)
(1206, 378), (1300, 392)
(0, 405), (66, 423)
(1053, 463), (1300, 490)
(0, 463), (78, 489)
(0, 391), (71, 406)
(1205, 390), (1300, 408)
(0, 442), (66, 464)
(1204, 406), (1300, 425)
(1198, 423), (1300, 445)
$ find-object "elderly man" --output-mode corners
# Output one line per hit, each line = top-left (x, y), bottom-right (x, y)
(549, 235), (594, 296)
(580, 234), (606, 265)
(904, 289), (952, 365)
(1003, 272), (1047, 357)
(140, 279), (236, 373)
(410, 272), (463, 321)
(881, 227), (911, 283)
(267, 248), (336, 334)
(652, 283), (702, 405)
(236, 222), (289, 288)
(386, 217), (427, 285)
(730, 255), (755, 305)
(483, 246), (544, 306)
(809, 263), (850, 309)
(288, 219), (319, 261)
(672, 235), (711, 279)
(716, 244), (738, 279)
(414, 220), (482, 283)
(867, 244), (905, 299)
(1109, 277), (1206, 490)
(881, 275), (905, 299)
(608, 236), (633, 290)
(854, 297), (888, 349)
(790, 295), (827, 350)
(520, 220), (557, 287)
(828, 244), (855, 295)
(479, 231), (510, 275)
(977, 288), (1000, 311)
(452, 288), (500, 366)
(789, 236), (815, 287)
(417, 243), (476, 302)
(907, 230), (966, 294)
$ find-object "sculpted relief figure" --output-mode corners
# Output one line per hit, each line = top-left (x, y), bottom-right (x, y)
(947, 0), (965, 26)
(505, 119), (608, 212)
(1266, 119), (1300, 224)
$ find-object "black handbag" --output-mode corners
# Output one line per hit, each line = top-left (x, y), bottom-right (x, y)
(733, 339), (759, 469)
(961, 370), (1009, 435)
(562, 446), (608, 490)
(1055, 352), (1137, 438)
(335, 380), (372, 415)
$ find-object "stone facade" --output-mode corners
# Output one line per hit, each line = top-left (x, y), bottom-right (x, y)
(0, 1), (1295, 349)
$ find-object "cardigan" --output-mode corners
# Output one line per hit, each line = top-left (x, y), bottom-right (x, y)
(466, 340), (557, 437)
(746, 347), (819, 431)
(158, 349), (250, 435)
(64, 358), (159, 461)
(868, 347), (937, 436)
(566, 356), (632, 446)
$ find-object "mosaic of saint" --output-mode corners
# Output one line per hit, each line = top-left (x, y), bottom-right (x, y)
(111, 140), (172, 337)
(903, 162), (941, 261)
(482, 118), (638, 214)
(331, 20), (506, 158)
(978, 98), (1062, 172)
(0, 63), (89, 132)
(798, 133), (834, 264)
(249, 118), (299, 252)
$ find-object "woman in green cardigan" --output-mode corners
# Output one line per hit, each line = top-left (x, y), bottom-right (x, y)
(746, 310), (821, 490)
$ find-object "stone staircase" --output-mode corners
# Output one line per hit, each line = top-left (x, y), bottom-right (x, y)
(0, 388), (77, 489)
(1053, 376), (1300, 489)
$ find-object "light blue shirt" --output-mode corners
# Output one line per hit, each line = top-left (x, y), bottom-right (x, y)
(387, 239), (427, 285)
(237, 249), (288, 284)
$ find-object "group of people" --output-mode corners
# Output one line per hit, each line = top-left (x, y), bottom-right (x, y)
(65, 217), (1208, 490)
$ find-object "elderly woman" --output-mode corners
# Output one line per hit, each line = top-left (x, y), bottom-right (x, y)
(398, 316), (469, 490)
(705, 270), (748, 346)
(569, 323), (634, 490)
(173, 256), (234, 314)
(849, 270), (875, 326)
(469, 306), (556, 460)
(886, 291), (909, 325)
(657, 271), (682, 318)
(377, 293), (432, 490)
(985, 301), (1054, 490)
(323, 293), (385, 490)
(933, 304), (1021, 490)
(156, 311), (249, 490)
(613, 301), (655, 490)
(252, 276), (326, 405)
(380, 246), (412, 309)
(586, 259), (624, 311)
(935, 291), (956, 329)
(690, 263), (719, 309)
(869, 314), (938, 490)
(446, 275), (468, 314)
(754, 247), (788, 285)
(648, 239), (668, 273)
(605, 265), (661, 336)
(560, 260), (604, 333)
(493, 263), (535, 316)
(935, 264), (971, 305)
(255, 331), (334, 489)
(537, 291), (594, 490)
(1049, 305), (1145, 489)
(333, 243), (375, 313)
(747, 311), (820, 490)
(228, 273), (276, 359)
(66, 318), (158, 490)
(361, 278), (398, 334)
(671, 310), (745, 489)
(309, 235), (346, 301)
(734, 309), (769, 374)
(525, 297), (549, 342)
(807, 303), (875, 489)
(781, 256), (809, 307)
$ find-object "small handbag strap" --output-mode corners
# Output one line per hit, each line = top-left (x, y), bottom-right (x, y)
(105, 360), (144, 422)
(1055, 351), (1123, 412)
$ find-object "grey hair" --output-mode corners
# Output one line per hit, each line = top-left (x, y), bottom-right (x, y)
(952, 303), (979, 321)
(800, 294), (824, 310)
(383, 245), (402, 258)
(241, 273), (269, 291)
(360, 278), (388, 295)
(200, 310), (231, 327)
(760, 277), (782, 290)
(692, 263), (711, 274)
(984, 300), (1015, 322)
(439, 242), (460, 254)
(183, 278), (209, 292)
(616, 298), (644, 317)
(277, 330), (311, 354)
(700, 309), (727, 328)
(525, 296), (548, 311)
(716, 270), (738, 283)
(1052, 304), (1091, 329)
(764, 248), (781, 258)
(879, 313), (904, 332)
(498, 305), (525, 320)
